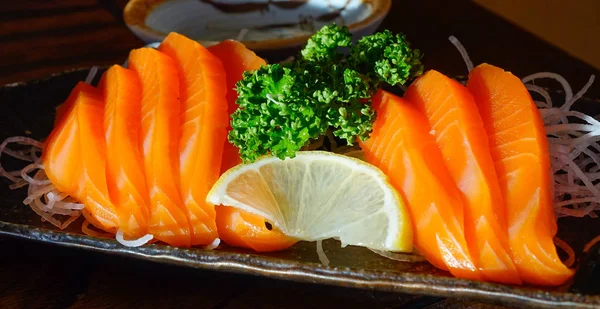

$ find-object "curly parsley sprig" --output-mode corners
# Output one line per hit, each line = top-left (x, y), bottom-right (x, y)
(229, 24), (423, 162)
(349, 30), (424, 87)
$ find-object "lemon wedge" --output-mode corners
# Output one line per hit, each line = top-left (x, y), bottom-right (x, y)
(206, 151), (413, 252)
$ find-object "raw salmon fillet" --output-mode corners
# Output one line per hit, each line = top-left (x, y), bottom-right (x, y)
(99, 65), (150, 239)
(208, 39), (267, 173)
(129, 47), (191, 247)
(215, 206), (297, 252)
(45, 82), (92, 197)
(359, 90), (481, 280)
(467, 63), (573, 286)
(43, 83), (119, 232)
(404, 70), (520, 284)
(159, 32), (228, 245)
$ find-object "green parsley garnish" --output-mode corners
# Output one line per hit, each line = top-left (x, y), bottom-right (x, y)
(229, 24), (423, 162)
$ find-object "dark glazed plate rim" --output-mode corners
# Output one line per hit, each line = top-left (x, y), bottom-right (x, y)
(1, 221), (598, 309)
(1, 68), (600, 309)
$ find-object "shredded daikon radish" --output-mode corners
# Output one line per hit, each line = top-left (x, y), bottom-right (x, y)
(0, 137), (84, 229)
(9, 181), (28, 190)
(84, 66), (99, 85)
(81, 220), (112, 238)
(52, 201), (84, 210)
(584, 235), (600, 253)
(368, 248), (427, 263)
(554, 237), (576, 267)
(236, 28), (249, 41)
(526, 84), (553, 108)
(116, 229), (154, 247)
(3, 148), (34, 162)
(7, 170), (22, 177)
(204, 238), (221, 250)
(522, 72), (574, 104)
(82, 220), (100, 237)
(316, 240), (330, 266)
(0, 136), (44, 182)
(61, 215), (80, 229)
(562, 75), (595, 111)
(548, 121), (600, 218)
(31, 147), (40, 162)
(0, 137), (106, 238)
(23, 183), (55, 205)
(29, 199), (62, 228)
(448, 36), (473, 72)
(20, 162), (51, 186)
(26, 169), (82, 227)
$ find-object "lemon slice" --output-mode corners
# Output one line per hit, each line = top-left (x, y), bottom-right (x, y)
(206, 151), (413, 252)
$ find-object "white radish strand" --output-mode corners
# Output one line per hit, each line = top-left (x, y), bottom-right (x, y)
(9, 180), (28, 190)
(526, 84), (553, 108)
(20, 162), (51, 186)
(84, 66), (99, 85)
(0, 136), (44, 183)
(562, 75), (595, 111)
(522, 72), (574, 104)
(116, 229), (154, 247)
(23, 183), (55, 205)
(18, 158), (83, 228)
(554, 237), (576, 268)
(369, 248), (427, 263)
(448, 36), (473, 72)
(81, 220), (112, 238)
(204, 238), (221, 250)
(30, 147), (40, 162)
(584, 235), (600, 252)
(546, 124), (597, 135)
(61, 215), (80, 229)
(236, 28), (249, 42)
(3, 148), (35, 162)
(29, 199), (62, 228)
(316, 240), (330, 266)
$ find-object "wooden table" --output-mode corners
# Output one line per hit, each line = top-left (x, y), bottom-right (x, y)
(1, 1), (599, 308)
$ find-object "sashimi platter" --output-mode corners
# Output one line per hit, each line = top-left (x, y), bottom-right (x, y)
(2, 24), (600, 307)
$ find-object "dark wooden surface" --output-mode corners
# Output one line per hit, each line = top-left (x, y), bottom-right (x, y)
(1, 1), (598, 308)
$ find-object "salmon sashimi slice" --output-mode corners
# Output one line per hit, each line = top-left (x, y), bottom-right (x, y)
(359, 90), (481, 280)
(44, 84), (119, 231)
(44, 82), (94, 196)
(207, 39), (267, 173)
(404, 70), (520, 284)
(158, 32), (228, 245)
(215, 206), (298, 252)
(467, 63), (573, 286)
(99, 65), (150, 239)
(129, 47), (191, 247)
(77, 87), (120, 232)
(207, 40), (295, 251)
(54, 83), (92, 127)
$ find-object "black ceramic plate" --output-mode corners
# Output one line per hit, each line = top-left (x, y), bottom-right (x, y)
(1, 69), (600, 309)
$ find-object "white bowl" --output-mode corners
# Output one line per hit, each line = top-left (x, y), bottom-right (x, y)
(124, 0), (391, 50)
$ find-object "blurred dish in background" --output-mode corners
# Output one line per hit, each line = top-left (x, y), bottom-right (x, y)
(124, 0), (391, 50)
